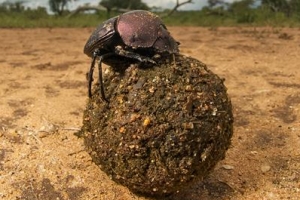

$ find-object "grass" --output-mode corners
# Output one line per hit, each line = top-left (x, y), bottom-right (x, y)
(0, 13), (105, 28)
(0, 10), (300, 28)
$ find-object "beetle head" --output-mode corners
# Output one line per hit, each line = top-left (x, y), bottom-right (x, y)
(84, 17), (117, 57)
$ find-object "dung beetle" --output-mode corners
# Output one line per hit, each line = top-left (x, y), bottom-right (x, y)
(84, 10), (179, 102)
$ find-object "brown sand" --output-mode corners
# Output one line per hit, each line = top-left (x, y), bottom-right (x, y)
(0, 27), (299, 199)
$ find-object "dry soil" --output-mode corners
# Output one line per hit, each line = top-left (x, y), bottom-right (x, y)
(0, 27), (299, 200)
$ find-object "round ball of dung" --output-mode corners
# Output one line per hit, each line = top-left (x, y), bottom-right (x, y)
(79, 54), (233, 196)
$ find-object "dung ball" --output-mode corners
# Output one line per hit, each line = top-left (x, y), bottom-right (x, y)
(79, 54), (233, 196)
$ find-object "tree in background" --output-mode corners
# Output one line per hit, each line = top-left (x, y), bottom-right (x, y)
(100, 0), (149, 16)
(262, 0), (300, 17)
(227, 0), (255, 23)
(49, 0), (69, 16)
(228, 0), (254, 13)
(208, 0), (225, 8)
(0, 0), (25, 12)
(261, 0), (292, 16)
(67, 0), (150, 18)
(100, 0), (149, 11)
(290, 0), (300, 17)
(204, 0), (226, 16)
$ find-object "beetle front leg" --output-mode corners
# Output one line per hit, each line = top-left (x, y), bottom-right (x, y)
(88, 52), (97, 98)
(97, 56), (109, 103)
(88, 50), (114, 102)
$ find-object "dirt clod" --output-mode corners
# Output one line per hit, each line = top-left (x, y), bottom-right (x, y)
(79, 54), (233, 196)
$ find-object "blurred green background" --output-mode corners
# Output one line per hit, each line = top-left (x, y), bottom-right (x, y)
(0, 0), (300, 27)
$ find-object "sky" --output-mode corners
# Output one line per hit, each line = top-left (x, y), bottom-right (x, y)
(0, 0), (239, 12)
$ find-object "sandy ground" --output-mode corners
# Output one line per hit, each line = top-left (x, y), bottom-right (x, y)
(0, 27), (299, 200)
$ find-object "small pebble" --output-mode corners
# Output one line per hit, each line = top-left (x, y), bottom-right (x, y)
(261, 164), (271, 173)
(119, 127), (126, 133)
(130, 113), (140, 122)
(222, 165), (234, 170)
(149, 86), (156, 93)
(143, 117), (151, 127)
(250, 151), (258, 155)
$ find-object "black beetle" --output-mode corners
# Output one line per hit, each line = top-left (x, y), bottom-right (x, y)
(84, 10), (179, 102)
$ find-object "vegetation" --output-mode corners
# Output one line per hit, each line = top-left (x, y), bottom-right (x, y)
(49, 0), (70, 16)
(0, 0), (300, 28)
(100, 0), (149, 11)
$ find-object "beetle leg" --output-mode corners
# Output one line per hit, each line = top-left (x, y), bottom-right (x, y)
(89, 51), (114, 101)
(88, 53), (97, 98)
(97, 56), (109, 103)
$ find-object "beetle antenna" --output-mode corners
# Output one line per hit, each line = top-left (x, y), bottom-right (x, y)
(98, 56), (109, 103)
(88, 52), (97, 98)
